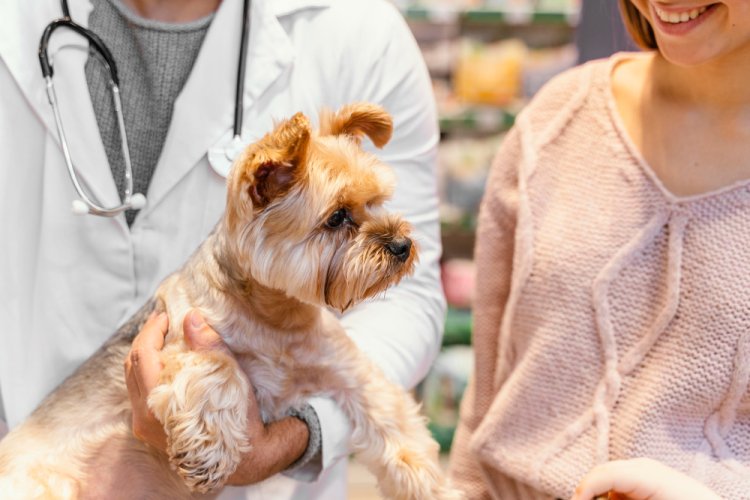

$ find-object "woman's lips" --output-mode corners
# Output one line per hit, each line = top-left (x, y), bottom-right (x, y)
(650, 2), (719, 35)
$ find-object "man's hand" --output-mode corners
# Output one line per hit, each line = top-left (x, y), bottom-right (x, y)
(572, 458), (722, 500)
(124, 311), (169, 451)
(124, 309), (310, 485)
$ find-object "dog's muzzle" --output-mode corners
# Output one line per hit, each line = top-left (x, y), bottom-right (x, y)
(385, 238), (412, 262)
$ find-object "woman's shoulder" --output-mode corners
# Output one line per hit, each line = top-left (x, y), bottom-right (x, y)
(515, 52), (648, 146)
(518, 57), (608, 129)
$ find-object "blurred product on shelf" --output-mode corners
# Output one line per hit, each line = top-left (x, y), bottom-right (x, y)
(441, 258), (476, 309)
(454, 39), (526, 106)
(452, 38), (577, 106)
(418, 345), (474, 451)
(402, 0), (580, 145)
(438, 134), (503, 230)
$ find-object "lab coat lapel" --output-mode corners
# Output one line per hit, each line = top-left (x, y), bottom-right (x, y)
(143, 0), (295, 216)
(0, 0), (122, 216)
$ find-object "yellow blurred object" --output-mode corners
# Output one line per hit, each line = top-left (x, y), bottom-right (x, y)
(453, 38), (527, 106)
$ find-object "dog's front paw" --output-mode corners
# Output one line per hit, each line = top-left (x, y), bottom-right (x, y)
(148, 350), (251, 493)
(375, 446), (466, 500)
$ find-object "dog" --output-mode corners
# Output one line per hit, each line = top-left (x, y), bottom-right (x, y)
(0, 103), (462, 499)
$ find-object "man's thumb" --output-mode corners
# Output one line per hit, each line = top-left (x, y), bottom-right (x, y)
(183, 309), (224, 351)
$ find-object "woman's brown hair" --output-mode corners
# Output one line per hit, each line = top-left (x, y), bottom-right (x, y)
(618, 0), (658, 50)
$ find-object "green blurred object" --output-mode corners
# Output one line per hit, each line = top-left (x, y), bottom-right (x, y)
(438, 105), (516, 134)
(443, 307), (472, 346)
(428, 421), (456, 452)
(420, 345), (474, 451)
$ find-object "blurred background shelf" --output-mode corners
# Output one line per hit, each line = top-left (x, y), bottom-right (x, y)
(439, 104), (518, 134)
(443, 307), (473, 346)
(402, 5), (580, 25)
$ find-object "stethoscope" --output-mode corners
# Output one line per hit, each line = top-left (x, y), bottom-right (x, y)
(38, 0), (251, 217)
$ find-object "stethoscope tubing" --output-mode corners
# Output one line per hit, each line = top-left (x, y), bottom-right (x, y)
(234, 0), (251, 139)
(39, 15), (140, 216)
(38, 0), (251, 217)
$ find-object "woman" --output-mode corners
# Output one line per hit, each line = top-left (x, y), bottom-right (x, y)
(449, 1), (750, 498)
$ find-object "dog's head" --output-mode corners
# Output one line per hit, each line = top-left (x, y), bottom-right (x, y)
(224, 103), (417, 311)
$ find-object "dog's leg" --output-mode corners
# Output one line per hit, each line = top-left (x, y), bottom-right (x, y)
(327, 345), (464, 500)
(147, 346), (250, 494)
(0, 460), (79, 500)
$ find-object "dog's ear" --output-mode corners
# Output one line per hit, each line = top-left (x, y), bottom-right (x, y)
(248, 112), (311, 207)
(319, 103), (393, 148)
(226, 113), (311, 232)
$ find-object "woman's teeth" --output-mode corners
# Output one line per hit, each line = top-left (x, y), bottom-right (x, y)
(655, 5), (708, 23)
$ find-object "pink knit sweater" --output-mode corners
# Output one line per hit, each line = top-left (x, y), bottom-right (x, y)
(448, 53), (750, 500)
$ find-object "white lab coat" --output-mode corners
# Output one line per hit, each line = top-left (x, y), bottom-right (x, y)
(0, 0), (445, 498)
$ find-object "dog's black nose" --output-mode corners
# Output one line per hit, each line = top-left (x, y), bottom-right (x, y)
(385, 238), (412, 262)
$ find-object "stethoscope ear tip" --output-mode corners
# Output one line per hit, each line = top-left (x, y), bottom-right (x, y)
(130, 193), (147, 210)
(70, 193), (146, 216)
(71, 199), (90, 215)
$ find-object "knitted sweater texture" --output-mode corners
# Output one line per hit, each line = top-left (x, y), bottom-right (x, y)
(448, 53), (750, 500)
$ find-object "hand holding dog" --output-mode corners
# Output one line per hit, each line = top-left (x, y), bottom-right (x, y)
(571, 458), (722, 500)
(125, 309), (310, 485)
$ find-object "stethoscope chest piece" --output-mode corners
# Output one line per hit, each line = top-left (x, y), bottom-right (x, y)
(208, 134), (246, 178)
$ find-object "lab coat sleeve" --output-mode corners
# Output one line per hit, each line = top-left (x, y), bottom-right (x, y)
(299, 0), (446, 480)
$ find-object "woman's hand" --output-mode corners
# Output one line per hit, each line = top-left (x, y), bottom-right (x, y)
(124, 309), (310, 485)
(572, 458), (722, 500)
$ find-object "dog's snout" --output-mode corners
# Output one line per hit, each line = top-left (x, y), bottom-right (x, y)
(385, 238), (412, 262)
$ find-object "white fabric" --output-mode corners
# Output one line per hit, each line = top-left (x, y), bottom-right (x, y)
(0, 0), (445, 498)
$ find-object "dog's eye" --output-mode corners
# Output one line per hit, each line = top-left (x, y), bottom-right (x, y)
(326, 208), (348, 228)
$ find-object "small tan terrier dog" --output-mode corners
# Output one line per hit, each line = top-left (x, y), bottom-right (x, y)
(0, 103), (462, 499)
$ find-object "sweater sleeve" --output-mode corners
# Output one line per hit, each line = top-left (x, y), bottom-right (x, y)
(448, 126), (521, 499)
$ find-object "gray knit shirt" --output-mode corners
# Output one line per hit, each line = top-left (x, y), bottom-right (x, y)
(85, 0), (322, 474)
(85, 0), (211, 226)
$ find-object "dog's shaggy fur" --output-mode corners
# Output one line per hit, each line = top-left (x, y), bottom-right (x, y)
(0, 104), (462, 499)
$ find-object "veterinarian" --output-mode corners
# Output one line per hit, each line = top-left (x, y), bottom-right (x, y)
(0, 0), (446, 498)
(448, 0), (750, 499)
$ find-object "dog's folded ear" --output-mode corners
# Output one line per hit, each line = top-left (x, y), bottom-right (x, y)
(319, 103), (393, 149)
(226, 113), (311, 230)
(248, 113), (311, 207)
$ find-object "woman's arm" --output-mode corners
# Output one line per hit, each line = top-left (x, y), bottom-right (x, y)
(447, 126), (522, 497)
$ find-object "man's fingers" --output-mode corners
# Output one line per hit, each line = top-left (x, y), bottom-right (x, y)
(183, 309), (228, 353)
(128, 312), (169, 394)
(133, 311), (169, 352)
